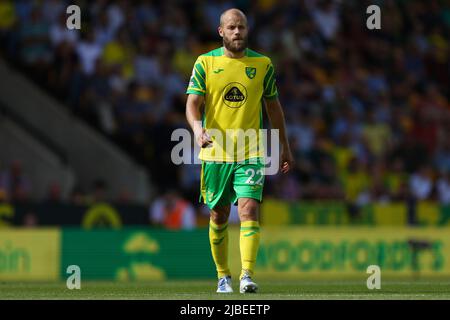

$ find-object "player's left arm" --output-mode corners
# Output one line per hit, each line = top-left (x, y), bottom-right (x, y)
(264, 97), (294, 174)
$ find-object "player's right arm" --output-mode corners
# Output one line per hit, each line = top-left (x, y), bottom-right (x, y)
(186, 57), (212, 148)
(186, 94), (212, 148)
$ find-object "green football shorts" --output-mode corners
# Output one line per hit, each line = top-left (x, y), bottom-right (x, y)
(200, 158), (265, 209)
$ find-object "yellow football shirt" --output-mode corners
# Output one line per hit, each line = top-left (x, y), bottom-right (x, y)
(186, 47), (278, 162)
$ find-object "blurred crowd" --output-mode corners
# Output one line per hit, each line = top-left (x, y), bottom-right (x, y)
(0, 160), (32, 202)
(0, 0), (449, 211)
(0, 158), (118, 205)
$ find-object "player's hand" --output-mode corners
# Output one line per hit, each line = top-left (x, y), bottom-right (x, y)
(280, 146), (294, 174)
(195, 128), (213, 148)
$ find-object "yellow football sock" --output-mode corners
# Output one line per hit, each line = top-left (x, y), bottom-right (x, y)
(209, 220), (230, 279)
(239, 220), (260, 280)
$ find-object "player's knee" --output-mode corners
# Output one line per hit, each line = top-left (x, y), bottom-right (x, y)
(238, 199), (259, 221)
(210, 207), (229, 224)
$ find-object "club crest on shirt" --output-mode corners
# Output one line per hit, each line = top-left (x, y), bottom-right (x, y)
(245, 67), (256, 79)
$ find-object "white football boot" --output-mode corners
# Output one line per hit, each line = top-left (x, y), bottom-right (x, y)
(216, 276), (233, 293)
(239, 272), (258, 293)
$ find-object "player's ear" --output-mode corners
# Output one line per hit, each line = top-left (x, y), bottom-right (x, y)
(218, 26), (224, 38)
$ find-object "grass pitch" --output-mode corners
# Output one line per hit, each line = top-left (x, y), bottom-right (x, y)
(1, 279), (450, 300)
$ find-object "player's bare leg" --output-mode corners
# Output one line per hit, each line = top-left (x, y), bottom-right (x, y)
(237, 197), (260, 293)
(210, 204), (230, 225)
(210, 205), (233, 293)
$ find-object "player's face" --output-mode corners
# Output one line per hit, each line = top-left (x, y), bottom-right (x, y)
(219, 15), (248, 53)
